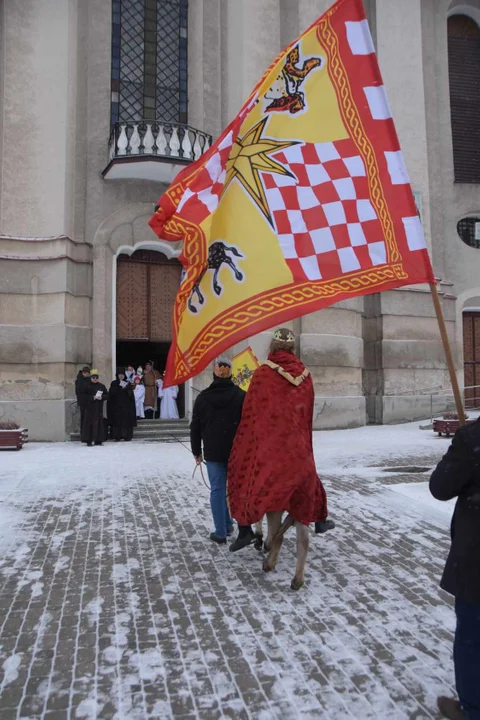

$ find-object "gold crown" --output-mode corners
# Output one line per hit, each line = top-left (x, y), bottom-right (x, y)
(90, 368), (99, 376)
(273, 329), (295, 343)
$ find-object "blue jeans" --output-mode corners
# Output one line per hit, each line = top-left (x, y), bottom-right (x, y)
(454, 599), (480, 719)
(206, 461), (233, 539)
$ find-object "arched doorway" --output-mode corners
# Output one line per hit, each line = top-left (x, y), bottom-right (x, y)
(463, 306), (480, 408)
(115, 248), (185, 417)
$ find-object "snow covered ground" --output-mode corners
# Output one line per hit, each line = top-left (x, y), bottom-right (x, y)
(0, 422), (457, 719)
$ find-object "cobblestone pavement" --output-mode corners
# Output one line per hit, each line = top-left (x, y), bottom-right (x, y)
(0, 425), (456, 719)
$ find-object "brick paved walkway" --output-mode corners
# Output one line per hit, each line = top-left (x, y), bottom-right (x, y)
(0, 425), (455, 719)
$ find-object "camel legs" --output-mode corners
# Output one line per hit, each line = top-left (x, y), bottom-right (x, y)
(291, 523), (309, 591)
(263, 511), (283, 555)
(263, 512), (294, 573)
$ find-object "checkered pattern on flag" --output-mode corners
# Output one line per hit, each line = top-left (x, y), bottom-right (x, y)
(264, 139), (388, 282)
(149, 0), (435, 388)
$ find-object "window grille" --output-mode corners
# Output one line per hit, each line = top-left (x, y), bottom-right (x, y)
(457, 217), (480, 249)
(111, 0), (188, 126)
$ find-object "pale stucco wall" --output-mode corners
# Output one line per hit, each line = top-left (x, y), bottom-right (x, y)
(1, 0), (479, 440)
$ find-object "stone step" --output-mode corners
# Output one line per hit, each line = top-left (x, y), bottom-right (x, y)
(137, 420), (189, 428)
(69, 432), (190, 443)
(134, 429), (190, 438)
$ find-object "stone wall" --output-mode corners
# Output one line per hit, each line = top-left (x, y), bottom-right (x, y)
(364, 286), (459, 424)
(0, 237), (92, 440)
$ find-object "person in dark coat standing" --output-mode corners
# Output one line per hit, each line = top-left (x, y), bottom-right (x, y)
(107, 368), (136, 442)
(75, 366), (91, 433)
(81, 370), (108, 447)
(190, 358), (245, 544)
(430, 418), (480, 720)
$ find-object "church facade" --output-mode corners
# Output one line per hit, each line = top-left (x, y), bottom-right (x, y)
(0, 0), (479, 441)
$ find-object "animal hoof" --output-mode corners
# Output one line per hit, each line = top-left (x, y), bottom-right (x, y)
(263, 559), (274, 573)
(291, 577), (304, 591)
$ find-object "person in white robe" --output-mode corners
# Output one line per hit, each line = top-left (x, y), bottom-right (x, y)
(133, 376), (145, 419)
(157, 376), (180, 420)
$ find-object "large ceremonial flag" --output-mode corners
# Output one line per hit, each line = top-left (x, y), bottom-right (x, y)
(150, 0), (435, 387)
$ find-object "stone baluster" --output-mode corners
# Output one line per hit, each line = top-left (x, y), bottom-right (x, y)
(143, 124), (155, 154)
(117, 124), (128, 156)
(156, 124), (168, 156)
(170, 127), (180, 157)
(181, 129), (193, 159)
(130, 124), (141, 155)
(193, 133), (203, 160)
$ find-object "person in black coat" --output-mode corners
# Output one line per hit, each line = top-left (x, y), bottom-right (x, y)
(430, 418), (480, 720)
(80, 370), (108, 447)
(107, 368), (136, 442)
(190, 358), (245, 544)
(75, 366), (91, 432)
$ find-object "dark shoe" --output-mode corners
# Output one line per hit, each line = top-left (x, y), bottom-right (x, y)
(95, 442), (103, 446)
(437, 697), (464, 720)
(87, 442), (93, 447)
(253, 533), (264, 552)
(229, 527), (255, 552)
(315, 519), (336, 534)
(209, 533), (227, 545)
(114, 439), (120, 442)
(227, 525), (235, 537)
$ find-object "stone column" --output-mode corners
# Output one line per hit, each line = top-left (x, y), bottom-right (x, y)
(220, 0), (281, 126)
(0, 0), (93, 441)
(188, 0), (223, 140)
(92, 244), (115, 384)
(0, 0), (80, 238)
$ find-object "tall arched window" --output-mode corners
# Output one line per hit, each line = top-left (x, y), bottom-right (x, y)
(448, 14), (480, 183)
(111, 0), (188, 126)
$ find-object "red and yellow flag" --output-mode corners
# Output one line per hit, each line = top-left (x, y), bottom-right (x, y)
(231, 347), (261, 392)
(150, 0), (435, 387)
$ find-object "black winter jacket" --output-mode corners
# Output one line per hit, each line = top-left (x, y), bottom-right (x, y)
(75, 372), (91, 409)
(190, 378), (245, 462)
(430, 418), (480, 603)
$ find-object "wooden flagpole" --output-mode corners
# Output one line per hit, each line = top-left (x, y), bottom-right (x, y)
(430, 281), (466, 427)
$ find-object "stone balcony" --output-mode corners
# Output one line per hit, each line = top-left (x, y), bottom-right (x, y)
(102, 121), (212, 183)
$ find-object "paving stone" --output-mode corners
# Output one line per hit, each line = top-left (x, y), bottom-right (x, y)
(0, 433), (457, 718)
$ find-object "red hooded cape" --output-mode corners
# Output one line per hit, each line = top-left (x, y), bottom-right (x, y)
(228, 350), (328, 526)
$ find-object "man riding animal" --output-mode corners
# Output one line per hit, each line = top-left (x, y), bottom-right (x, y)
(228, 327), (335, 590)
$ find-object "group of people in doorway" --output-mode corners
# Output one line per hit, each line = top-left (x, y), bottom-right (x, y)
(75, 361), (180, 446)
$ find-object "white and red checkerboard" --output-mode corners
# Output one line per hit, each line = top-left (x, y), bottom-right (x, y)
(263, 138), (387, 282)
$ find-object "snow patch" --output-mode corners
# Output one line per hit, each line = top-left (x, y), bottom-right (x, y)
(2, 653), (22, 685)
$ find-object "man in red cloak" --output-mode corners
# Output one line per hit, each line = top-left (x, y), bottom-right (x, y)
(228, 327), (335, 552)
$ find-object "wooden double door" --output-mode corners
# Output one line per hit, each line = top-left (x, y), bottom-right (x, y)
(463, 312), (480, 407)
(116, 250), (181, 343)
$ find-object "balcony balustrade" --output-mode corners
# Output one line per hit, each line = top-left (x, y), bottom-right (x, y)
(103, 121), (212, 183)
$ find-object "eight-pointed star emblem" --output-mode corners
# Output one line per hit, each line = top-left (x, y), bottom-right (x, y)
(222, 117), (299, 226)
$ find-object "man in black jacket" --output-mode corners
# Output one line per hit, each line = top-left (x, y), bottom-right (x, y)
(430, 419), (480, 720)
(190, 358), (245, 544)
(75, 366), (91, 433)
